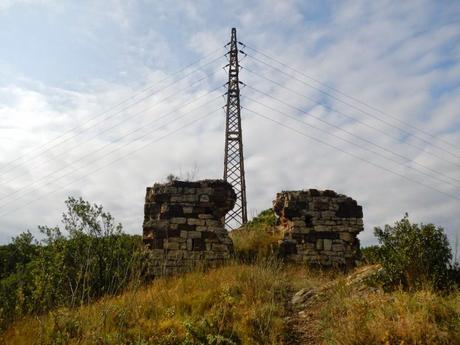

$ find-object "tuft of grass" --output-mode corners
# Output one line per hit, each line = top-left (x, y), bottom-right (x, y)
(230, 225), (282, 263)
(316, 281), (460, 344)
(1, 261), (296, 345)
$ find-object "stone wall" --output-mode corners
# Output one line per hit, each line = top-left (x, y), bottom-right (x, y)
(273, 189), (363, 268)
(143, 179), (236, 276)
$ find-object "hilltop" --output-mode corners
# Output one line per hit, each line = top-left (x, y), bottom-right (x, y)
(3, 261), (460, 344)
(1, 198), (460, 344)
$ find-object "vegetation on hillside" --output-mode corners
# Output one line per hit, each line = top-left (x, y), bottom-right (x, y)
(1, 202), (460, 344)
(362, 214), (458, 291)
(230, 209), (281, 263)
(308, 274), (460, 344)
(0, 197), (142, 331)
(2, 262), (306, 345)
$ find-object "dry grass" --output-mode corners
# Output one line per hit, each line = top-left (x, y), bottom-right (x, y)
(312, 280), (460, 344)
(1, 261), (307, 345)
(3, 236), (460, 345)
(3, 262), (460, 344)
(230, 225), (282, 262)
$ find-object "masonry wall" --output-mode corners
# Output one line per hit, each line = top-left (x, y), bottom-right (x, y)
(273, 189), (363, 268)
(143, 179), (236, 277)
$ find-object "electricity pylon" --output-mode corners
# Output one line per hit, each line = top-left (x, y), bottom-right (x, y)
(223, 28), (247, 229)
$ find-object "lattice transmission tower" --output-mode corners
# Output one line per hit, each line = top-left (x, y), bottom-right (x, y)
(224, 28), (247, 229)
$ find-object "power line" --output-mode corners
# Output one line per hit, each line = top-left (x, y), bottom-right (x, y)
(0, 89), (222, 208)
(244, 51), (460, 160)
(0, 108), (219, 218)
(0, 49), (225, 177)
(1, 71), (221, 187)
(244, 86), (460, 187)
(243, 94), (460, 190)
(243, 66), (460, 169)
(243, 44), (460, 152)
(243, 106), (460, 202)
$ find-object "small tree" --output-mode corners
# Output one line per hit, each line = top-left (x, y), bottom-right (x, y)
(374, 214), (452, 290)
(33, 197), (141, 309)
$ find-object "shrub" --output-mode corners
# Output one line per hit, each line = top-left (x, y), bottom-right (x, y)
(374, 214), (452, 290)
(360, 245), (382, 265)
(0, 197), (143, 331)
(245, 209), (276, 228)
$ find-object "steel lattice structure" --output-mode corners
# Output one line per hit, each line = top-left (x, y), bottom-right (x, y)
(224, 28), (247, 229)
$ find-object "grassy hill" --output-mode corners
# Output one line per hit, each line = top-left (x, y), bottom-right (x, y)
(2, 202), (460, 344)
(2, 260), (460, 345)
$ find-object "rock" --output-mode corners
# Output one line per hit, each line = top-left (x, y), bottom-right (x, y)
(345, 264), (384, 287)
(291, 288), (316, 305)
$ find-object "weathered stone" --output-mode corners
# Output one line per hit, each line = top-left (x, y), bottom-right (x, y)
(187, 231), (202, 239)
(171, 217), (187, 224)
(143, 179), (236, 277)
(316, 239), (323, 250)
(323, 239), (332, 251)
(205, 219), (221, 226)
(187, 218), (205, 226)
(340, 232), (353, 242)
(164, 241), (180, 250)
(199, 194), (210, 202)
(198, 214), (214, 219)
(273, 189), (363, 269)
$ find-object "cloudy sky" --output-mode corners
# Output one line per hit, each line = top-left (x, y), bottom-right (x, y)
(0, 0), (459, 247)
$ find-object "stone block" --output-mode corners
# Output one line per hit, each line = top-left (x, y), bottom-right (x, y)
(188, 218), (205, 226)
(171, 217), (187, 224)
(164, 241), (180, 250)
(187, 231), (202, 239)
(323, 239), (332, 251)
(339, 232), (353, 242)
(332, 243), (344, 252)
(205, 219), (221, 226)
(183, 207), (193, 214)
(316, 239), (323, 250)
(198, 214), (214, 219)
(199, 194), (210, 202)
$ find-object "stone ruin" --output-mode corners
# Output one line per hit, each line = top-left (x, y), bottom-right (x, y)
(273, 189), (363, 268)
(142, 179), (364, 273)
(143, 179), (235, 276)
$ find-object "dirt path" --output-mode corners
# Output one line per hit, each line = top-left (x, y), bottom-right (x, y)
(284, 287), (321, 345)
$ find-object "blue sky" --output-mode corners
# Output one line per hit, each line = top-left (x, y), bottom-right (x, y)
(0, 0), (459, 247)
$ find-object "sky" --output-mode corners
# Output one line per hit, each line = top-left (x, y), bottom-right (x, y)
(0, 0), (459, 247)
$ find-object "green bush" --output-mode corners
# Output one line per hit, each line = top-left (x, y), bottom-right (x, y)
(374, 214), (452, 290)
(360, 245), (382, 264)
(0, 197), (143, 331)
(245, 209), (276, 228)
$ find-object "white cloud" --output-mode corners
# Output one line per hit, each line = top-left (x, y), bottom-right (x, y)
(0, 0), (52, 11)
(0, 0), (459, 249)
